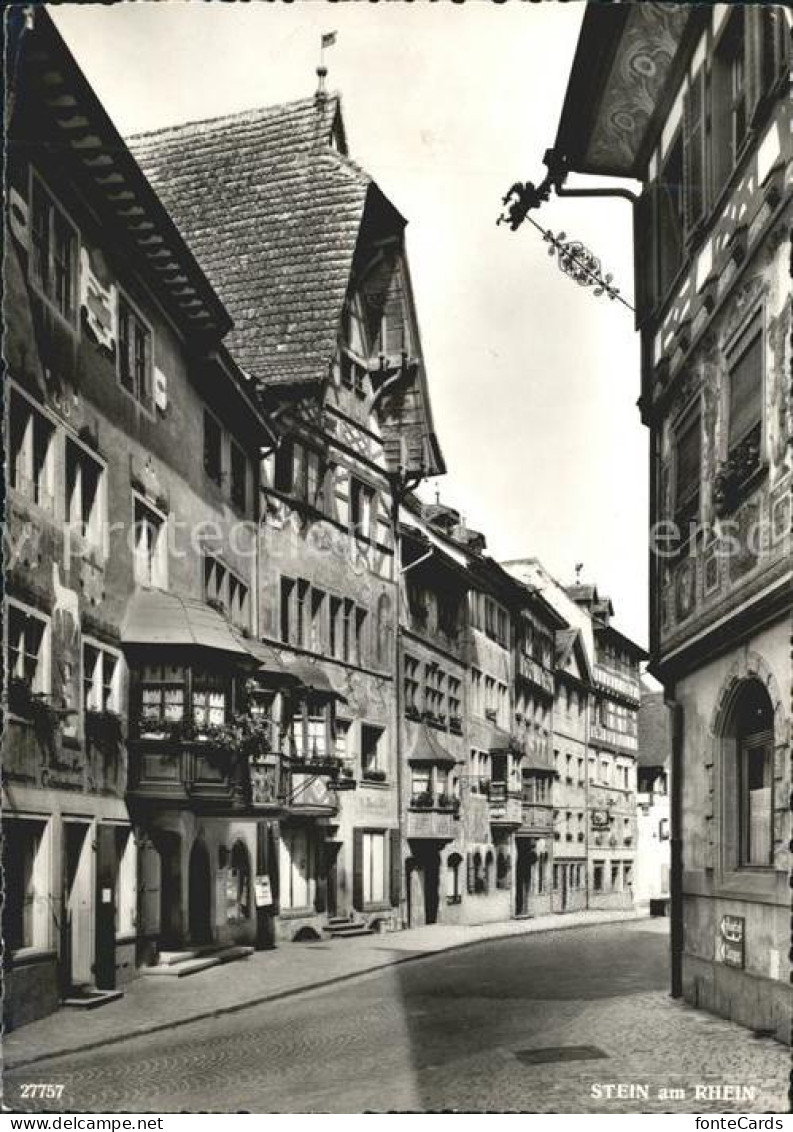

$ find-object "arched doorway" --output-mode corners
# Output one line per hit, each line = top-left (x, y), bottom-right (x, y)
(722, 678), (774, 868)
(188, 840), (212, 944)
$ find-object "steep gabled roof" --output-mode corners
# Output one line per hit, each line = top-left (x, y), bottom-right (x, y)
(555, 626), (594, 686)
(128, 95), (378, 387)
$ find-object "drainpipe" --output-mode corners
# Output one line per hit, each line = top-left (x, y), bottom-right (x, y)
(669, 695), (684, 998)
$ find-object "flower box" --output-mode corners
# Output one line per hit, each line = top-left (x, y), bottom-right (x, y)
(362, 767), (386, 783)
(410, 791), (433, 809)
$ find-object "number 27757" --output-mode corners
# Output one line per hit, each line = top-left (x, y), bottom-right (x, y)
(19, 1084), (65, 1100)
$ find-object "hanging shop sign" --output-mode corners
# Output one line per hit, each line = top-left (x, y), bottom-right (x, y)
(255, 875), (273, 908)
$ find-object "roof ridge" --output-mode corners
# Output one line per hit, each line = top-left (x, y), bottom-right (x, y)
(127, 91), (341, 145)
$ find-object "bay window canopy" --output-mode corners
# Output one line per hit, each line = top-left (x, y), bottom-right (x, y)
(122, 590), (253, 658)
(407, 722), (457, 769)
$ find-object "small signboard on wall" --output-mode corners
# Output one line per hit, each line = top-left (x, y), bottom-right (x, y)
(717, 914), (745, 969)
(255, 875), (273, 908)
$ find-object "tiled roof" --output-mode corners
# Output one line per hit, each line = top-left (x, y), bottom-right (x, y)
(128, 95), (373, 387)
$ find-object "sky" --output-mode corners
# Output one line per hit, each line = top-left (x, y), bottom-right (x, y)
(50, 1), (649, 647)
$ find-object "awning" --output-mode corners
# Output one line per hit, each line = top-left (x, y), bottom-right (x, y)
(407, 723), (458, 769)
(121, 589), (253, 658)
(240, 635), (302, 686)
(284, 659), (348, 703)
(489, 728), (516, 756)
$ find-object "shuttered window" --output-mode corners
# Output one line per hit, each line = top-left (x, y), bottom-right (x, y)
(727, 316), (763, 453)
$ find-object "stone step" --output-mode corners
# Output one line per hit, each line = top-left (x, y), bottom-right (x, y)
(156, 949), (205, 966)
(143, 956), (221, 977)
(215, 945), (254, 963)
(62, 988), (124, 1009)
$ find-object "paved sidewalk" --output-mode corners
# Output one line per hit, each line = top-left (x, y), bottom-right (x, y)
(5, 908), (639, 1070)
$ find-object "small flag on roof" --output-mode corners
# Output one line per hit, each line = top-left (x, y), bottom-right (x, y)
(321, 31), (337, 49)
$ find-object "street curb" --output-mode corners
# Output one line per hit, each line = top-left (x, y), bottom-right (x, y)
(4, 911), (641, 1072)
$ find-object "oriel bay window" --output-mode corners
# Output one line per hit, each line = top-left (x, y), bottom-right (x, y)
(135, 662), (232, 737)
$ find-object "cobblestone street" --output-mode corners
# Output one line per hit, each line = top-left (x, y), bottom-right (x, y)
(5, 921), (787, 1114)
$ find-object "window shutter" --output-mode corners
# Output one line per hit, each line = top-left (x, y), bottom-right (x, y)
(466, 852), (475, 895)
(682, 70), (705, 233)
(389, 828), (401, 907)
(352, 828), (364, 911)
(744, 6), (767, 128)
(633, 185), (657, 324)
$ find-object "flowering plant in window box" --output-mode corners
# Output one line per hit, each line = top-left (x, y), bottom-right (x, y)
(85, 709), (124, 758)
(449, 715), (463, 734)
(713, 428), (763, 517)
(437, 792), (460, 814)
(446, 894), (462, 905)
(362, 767), (386, 783)
(405, 705), (422, 722)
(422, 709), (438, 724)
(206, 596), (227, 617)
(410, 791), (433, 809)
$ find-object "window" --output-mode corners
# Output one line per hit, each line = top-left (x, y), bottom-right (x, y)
(411, 766), (431, 799)
(310, 589), (327, 654)
(448, 677), (462, 724)
(66, 438), (105, 552)
(203, 410), (222, 485)
(133, 497), (167, 588)
(623, 862), (634, 889)
(292, 697), (329, 760)
(726, 314), (763, 473)
(713, 8), (748, 191)
(280, 577), (294, 644)
(740, 733), (773, 867)
(340, 295), (368, 394)
(8, 390), (56, 513)
(362, 832), (386, 905)
(30, 175), (77, 324)
(230, 442), (247, 512)
(279, 827), (315, 910)
(335, 719), (351, 763)
(404, 654), (420, 715)
(361, 724), (385, 777)
(658, 132), (684, 295)
(118, 296), (153, 410)
(2, 819), (49, 953)
(139, 664), (186, 731)
(227, 573), (250, 633)
(593, 862), (604, 892)
(354, 607), (368, 667)
(6, 603), (50, 698)
(192, 670), (228, 730)
(330, 596), (342, 660)
(350, 479), (374, 540)
(674, 411), (701, 539)
(83, 643), (120, 713)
